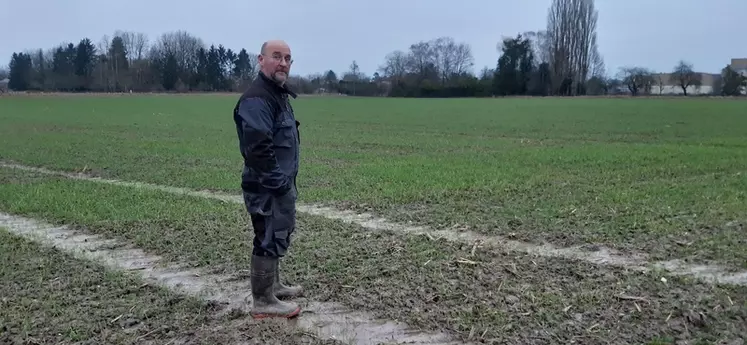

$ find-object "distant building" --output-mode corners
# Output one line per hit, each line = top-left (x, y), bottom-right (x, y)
(0, 78), (9, 93)
(650, 72), (718, 95)
(730, 58), (747, 76)
(728, 58), (747, 95)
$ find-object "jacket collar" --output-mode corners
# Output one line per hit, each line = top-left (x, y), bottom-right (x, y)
(257, 71), (297, 99)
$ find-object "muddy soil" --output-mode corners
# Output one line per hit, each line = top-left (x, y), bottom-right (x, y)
(2, 164), (746, 344)
(0, 230), (339, 345)
(287, 215), (747, 344)
(0, 213), (466, 345)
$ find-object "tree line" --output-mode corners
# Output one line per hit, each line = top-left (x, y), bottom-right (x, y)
(5, 31), (256, 93)
(5, 0), (746, 97)
(615, 61), (746, 97)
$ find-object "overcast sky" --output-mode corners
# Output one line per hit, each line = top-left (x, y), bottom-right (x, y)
(1, 0), (745, 78)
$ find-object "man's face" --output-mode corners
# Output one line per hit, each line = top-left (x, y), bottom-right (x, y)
(259, 42), (292, 85)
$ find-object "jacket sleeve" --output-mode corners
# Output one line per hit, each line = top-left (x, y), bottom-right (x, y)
(236, 96), (291, 196)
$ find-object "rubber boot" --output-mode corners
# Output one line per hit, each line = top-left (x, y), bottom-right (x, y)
(250, 255), (301, 319)
(273, 259), (303, 299)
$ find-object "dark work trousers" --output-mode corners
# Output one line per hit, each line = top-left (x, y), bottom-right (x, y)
(245, 186), (297, 258)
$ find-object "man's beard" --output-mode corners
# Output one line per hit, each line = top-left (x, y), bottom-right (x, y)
(273, 70), (288, 84)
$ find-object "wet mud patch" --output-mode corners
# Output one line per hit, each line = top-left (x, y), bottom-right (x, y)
(0, 213), (468, 345)
(0, 228), (339, 345)
(299, 202), (747, 287)
(0, 167), (54, 185)
(325, 169), (747, 271)
(288, 214), (747, 344)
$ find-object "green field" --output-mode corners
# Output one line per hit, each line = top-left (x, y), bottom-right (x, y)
(1, 94), (746, 344)
(1, 95), (746, 265)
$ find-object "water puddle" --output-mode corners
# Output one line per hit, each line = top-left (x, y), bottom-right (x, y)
(0, 212), (468, 345)
(3, 161), (747, 287)
(653, 259), (747, 285)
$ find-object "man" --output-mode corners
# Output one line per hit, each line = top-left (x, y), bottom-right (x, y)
(232, 39), (303, 319)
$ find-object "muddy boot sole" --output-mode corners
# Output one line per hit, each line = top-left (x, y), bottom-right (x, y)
(250, 305), (302, 319)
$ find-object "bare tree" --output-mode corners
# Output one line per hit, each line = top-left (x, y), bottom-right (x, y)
(450, 40), (474, 77)
(114, 30), (134, 61)
(617, 66), (654, 96)
(95, 35), (111, 91)
(671, 60), (702, 96)
(152, 31), (205, 77)
(431, 37), (474, 83)
(119, 32), (150, 90)
(378, 50), (409, 83)
(97, 35), (110, 57)
(433, 37), (454, 83)
(655, 74), (666, 95)
(341, 60), (365, 95)
(588, 37), (605, 78)
(406, 40), (438, 83)
(343, 60), (362, 81)
(132, 33), (148, 61)
(522, 30), (551, 66)
(546, 0), (601, 95)
(113, 31), (148, 61)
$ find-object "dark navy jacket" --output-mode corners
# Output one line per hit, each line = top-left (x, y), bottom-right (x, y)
(233, 72), (300, 215)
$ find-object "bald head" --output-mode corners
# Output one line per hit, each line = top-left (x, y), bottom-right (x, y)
(260, 40), (289, 54)
(258, 40), (292, 85)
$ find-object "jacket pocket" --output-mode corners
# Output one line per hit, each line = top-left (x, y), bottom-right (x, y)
(242, 191), (272, 216)
(274, 118), (296, 148)
(271, 189), (296, 230)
